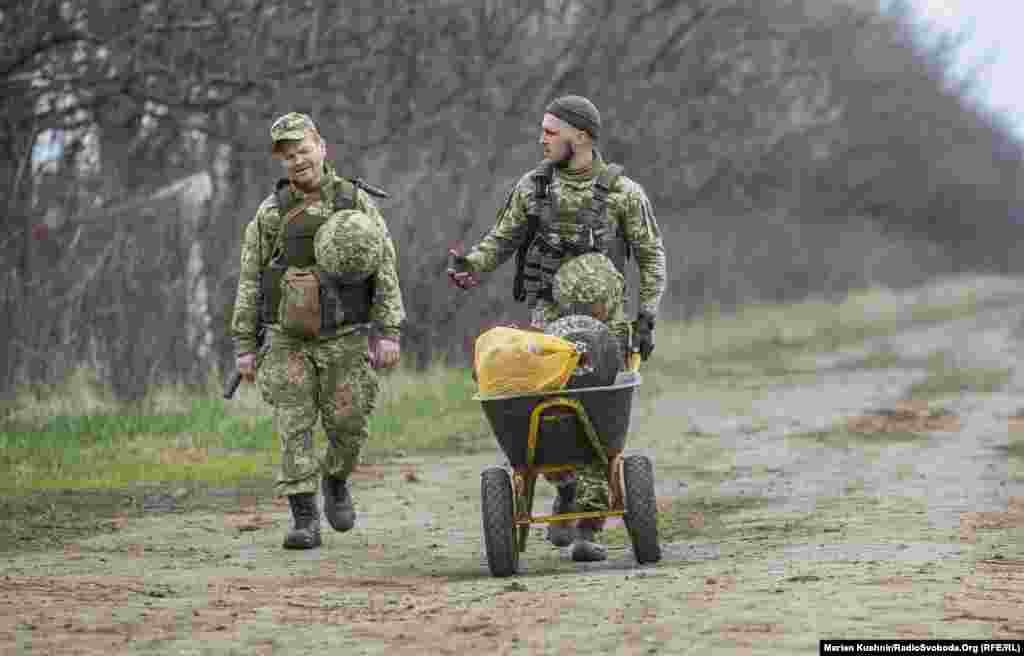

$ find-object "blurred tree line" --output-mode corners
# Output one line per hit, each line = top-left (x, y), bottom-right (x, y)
(3, 0), (1023, 399)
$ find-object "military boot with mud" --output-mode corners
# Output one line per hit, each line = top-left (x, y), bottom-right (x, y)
(322, 474), (356, 532)
(547, 481), (577, 547)
(283, 492), (322, 549)
(570, 524), (607, 562)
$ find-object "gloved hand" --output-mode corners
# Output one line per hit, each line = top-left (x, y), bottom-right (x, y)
(236, 352), (258, 383)
(632, 312), (655, 361)
(447, 249), (479, 290)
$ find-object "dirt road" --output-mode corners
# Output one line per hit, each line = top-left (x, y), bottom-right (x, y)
(2, 278), (1023, 655)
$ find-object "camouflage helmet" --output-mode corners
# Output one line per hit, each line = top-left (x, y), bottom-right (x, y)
(552, 252), (623, 321)
(314, 209), (384, 283)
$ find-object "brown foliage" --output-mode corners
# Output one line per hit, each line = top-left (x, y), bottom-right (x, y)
(3, 0), (1024, 396)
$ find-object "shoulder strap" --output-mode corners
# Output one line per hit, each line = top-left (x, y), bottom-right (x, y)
(583, 163), (624, 252)
(270, 179), (317, 258)
(333, 177), (357, 211)
(513, 162), (555, 303)
(274, 178), (313, 225)
(274, 178), (290, 209)
(529, 160), (557, 231)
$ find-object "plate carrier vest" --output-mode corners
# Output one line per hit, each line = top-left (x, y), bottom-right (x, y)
(258, 177), (385, 336)
(514, 160), (629, 306)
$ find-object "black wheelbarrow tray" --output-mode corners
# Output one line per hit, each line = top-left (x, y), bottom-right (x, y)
(474, 361), (661, 577)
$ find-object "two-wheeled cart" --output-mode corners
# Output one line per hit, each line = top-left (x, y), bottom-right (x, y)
(475, 358), (660, 577)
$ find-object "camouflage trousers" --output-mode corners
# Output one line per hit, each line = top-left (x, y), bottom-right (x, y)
(257, 327), (378, 497)
(530, 299), (630, 529)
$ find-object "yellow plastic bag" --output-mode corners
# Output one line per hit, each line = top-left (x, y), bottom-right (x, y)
(474, 327), (581, 396)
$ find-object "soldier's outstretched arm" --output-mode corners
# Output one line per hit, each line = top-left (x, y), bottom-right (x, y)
(463, 180), (532, 276)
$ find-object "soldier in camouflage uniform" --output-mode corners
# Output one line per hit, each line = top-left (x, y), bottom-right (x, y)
(232, 113), (405, 550)
(448, 96), (666, 562)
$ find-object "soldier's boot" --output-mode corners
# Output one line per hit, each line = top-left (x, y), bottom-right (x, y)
(570, 521), (607, 563)
(321, 474), (356, 532)
(547, 480), (577, 547)
(282, 492), (322, 550)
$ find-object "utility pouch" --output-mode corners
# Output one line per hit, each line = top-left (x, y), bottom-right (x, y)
(521, 232), (563, 305)
(318, 273), (373, 337)
(278, 267), (322, 339)
(260, 257), (287, 324)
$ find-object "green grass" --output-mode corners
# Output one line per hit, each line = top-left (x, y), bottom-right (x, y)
(366, 365), (491, 455)
(1, 364), (490, 490)
(787, 426), (933, 447)
(2, 399), (275, 452)
(0, 395), (277, 490)
(642, 282), (992, 389)
(842, 348), (903, 371)
(903, 351), (1012, 400)
(1, 279), (1004, 492)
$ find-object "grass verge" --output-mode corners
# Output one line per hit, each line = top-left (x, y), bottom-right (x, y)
(3, 278), (1010, 492)
(640, 279), (1001, 394)
(1, 365), (490, 491)
(903, 351), (1012, 400)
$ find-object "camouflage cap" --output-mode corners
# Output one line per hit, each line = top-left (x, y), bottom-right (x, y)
(314, 209), (384, 283)
(545, 95), (601, 138)
(270, 112), (318, 145)
(552, 252), (623, 319)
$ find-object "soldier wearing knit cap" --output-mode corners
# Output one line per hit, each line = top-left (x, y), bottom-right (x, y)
(447, 95), (667, 563)
(545, 95), (601, 139)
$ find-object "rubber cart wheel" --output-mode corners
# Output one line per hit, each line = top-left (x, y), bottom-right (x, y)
(545, 314), (622, 389)
(481, 467), (519, 577)
(622, 454), (661, 564)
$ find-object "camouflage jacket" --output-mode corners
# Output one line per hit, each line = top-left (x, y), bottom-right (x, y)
(231, 163), (405, 355)
(464, 153), (667, 318)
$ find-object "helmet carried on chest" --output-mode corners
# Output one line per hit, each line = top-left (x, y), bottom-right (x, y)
(258, 176), (386, 338)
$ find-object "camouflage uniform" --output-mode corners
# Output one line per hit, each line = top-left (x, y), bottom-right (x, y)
(232, 162), (404, 499)
(463, 152), (666, 521)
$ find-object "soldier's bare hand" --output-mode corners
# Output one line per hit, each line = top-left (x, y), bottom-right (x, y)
(237, 352), (258, 383)
(370, 337), (401, 370)
(447, 249), (479, 290)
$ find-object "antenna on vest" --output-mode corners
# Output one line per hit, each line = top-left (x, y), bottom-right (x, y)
(352, 178), (390, 199)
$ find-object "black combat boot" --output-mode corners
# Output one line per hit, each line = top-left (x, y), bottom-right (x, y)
(321, 474), (356, 532)
(546, 480), (577, 547)
(282, 492), (322, 549)
(570, 522), (608, 562)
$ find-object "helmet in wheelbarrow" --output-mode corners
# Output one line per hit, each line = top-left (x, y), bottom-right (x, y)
(545, 314), (622, 389)
(552, 253), (624, 322)
(314, 209), (384, 283)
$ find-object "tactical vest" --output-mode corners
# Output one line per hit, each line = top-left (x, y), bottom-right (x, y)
(514, 161), (629, 306)
(259, 177), (375, 336)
